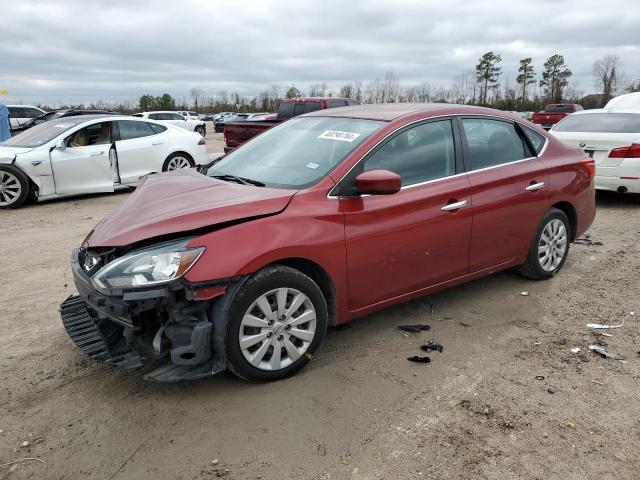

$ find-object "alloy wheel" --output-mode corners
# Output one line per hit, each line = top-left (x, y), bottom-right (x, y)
(239, 287), (317, 371)
(538, 218), (567, 271)
(166, 156), (191, 170)
(0, 171), (22, 206)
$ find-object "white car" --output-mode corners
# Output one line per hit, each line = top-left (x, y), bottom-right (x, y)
(551, 110), (640, 193)
(605, 91), (640, 111)
(135, 111), (206, 137)
(0, 115), (208, 209)
(178, 111), (200, 121)
(7, 105), (46, 131)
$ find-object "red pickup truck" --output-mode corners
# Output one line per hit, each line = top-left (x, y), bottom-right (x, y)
(531, 103), (583, 130)
(223, 97), (359, 152)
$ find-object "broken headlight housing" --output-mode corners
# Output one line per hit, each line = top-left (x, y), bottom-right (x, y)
(92, 240), (204, 289)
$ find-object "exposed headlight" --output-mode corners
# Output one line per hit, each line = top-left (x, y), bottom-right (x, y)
(92, 240), (204, 289)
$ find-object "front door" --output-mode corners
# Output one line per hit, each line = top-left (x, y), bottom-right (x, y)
(340, 119), (473, 311)
(459, 117), (550, 272)
(114, 120), (167, 183)
(50, 121), (114, 195)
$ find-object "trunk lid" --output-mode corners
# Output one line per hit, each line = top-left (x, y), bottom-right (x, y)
(550, 131), (640, 167)
(87, 169), (296, 247)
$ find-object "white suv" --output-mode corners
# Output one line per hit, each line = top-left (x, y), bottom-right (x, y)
(134, 111), (206, 136)
(7, 105), (46, 131)
(178, 111), (200, 121)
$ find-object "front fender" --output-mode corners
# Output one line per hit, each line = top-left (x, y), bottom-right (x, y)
(0, 154), (16, 164)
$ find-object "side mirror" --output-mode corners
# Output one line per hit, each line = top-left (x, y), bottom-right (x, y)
(355, 169), (401, 195)
(56, 140), (66, 151)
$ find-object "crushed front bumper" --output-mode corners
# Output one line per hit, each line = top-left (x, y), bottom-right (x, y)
(61, 249), (230, 382)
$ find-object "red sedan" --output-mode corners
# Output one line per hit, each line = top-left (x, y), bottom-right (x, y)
(61, 104), (596, 382)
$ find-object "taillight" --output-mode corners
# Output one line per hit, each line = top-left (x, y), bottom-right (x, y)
(608, 143), (640, 158)
(198, 137), (206, 145)
(581, 158), (596, 178)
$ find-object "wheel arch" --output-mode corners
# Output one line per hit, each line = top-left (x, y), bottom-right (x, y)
(265, 258), (337, 326)
(551, 201), (577, 241)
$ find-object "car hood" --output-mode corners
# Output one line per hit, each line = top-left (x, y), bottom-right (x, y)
(86, 169), (297, 247)
(0, 146), (34, 162)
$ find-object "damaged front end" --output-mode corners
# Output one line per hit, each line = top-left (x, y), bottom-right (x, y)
(61, 241), (234, 382)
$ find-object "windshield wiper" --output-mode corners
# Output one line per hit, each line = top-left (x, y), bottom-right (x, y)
(211, 174), (265, 187)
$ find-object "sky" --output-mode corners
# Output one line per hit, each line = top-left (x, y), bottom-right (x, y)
(1, 0), (639, 106)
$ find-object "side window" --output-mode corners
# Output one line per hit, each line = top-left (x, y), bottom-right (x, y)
(329, 100), (347, 108)
(148, 113), (162, 120)
(67, 122), (112, 148)
(8, 107), (24, 118)
(364, 120), (456, 187)
(303, 101), (321, 114)
(347, 99), (360, 106)
(149, 123), (167, 134)
(169, 113), (184, 120)
(461, 118), (526, 170)
(279, 102), (295, 119)
(24, 108), (42, 118)
(117, 120), (156, 140)
(521, 126), (546, 155)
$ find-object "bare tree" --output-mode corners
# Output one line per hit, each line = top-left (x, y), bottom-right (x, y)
(309, 82), (328, 97)
(592, 54), (621, 105)
(190, 87), (204, 112)
(339, 82), (354, 99)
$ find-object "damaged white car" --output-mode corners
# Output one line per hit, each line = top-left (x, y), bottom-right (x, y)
(0, 115), (209, 209)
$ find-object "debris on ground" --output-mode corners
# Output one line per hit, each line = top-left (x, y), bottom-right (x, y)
(535, 375), (545, 381)
(567, 420), (576, 429)
(397, 324), (431, 333)
(420, 340), (443, 353)
(570, 347), (581, 353)
(407, 356), (431, 363)
(588, 345), (624, 360)
(520, 291), (529, 296)
(586, 318), (625, 329)
(574, 236), (603, 246)
(547, 385), (557, 394)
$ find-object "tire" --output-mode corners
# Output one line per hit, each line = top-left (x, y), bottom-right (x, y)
(162, 153), (194, 171)
(224, 265), (328, 382)
(0, 164), (30, 209)
(195, 125), (206, 137)
(516, 208), (571, 280)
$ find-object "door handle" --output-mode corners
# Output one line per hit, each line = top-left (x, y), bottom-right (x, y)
(152, 141), (165, 145)
(441, 200), (468, 211)
(525, 181), (545, 191)
(90, 151), (104, 156)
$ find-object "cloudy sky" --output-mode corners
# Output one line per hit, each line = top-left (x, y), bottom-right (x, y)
(2, 0), (639, 105)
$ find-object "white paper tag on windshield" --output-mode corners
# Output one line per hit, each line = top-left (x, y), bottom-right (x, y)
(318, 130), (360, 142)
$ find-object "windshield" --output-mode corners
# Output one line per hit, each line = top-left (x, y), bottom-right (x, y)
(1, 117), (85, 148)
(545, 105), (574, 113)
(208, 116), (384, 189)
(553, 113), (640, 133)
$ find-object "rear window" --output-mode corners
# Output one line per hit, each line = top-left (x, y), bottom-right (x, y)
(553, 113), (640, 134)
(188, 111), (197, 116)
(521, 126), (546, 155)
(303, 101), (321, 114)
(279, 102), (295, 119)
(545, 105), (575, 113)
(329, 100), (347, 108)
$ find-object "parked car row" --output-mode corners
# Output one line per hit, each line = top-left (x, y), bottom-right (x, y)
(133, 111), (206, 136)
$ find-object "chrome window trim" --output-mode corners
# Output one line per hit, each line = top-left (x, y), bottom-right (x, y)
(326, 112), (549, 199)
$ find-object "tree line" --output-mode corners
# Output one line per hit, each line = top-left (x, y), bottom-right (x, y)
(35, 53), (638, 115)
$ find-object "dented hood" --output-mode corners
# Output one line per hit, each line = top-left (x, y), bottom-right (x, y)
(87, 169), (296, 247)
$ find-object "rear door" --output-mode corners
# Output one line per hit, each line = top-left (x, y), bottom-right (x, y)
(459, 116), (550, 272)
(50, 121), (114, 194)
(114, 120), (168, 183)
(340, 118), (472, 311)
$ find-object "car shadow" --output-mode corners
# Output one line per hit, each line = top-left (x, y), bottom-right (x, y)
(596, 190), (640, 206)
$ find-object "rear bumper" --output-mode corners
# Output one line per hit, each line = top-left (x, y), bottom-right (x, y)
(595, 175), (640, 193)
(595, 161), (640, 193)
(61, 249), (228, 381)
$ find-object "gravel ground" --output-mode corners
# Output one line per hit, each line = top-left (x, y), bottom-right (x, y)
(1, 134), (639, 479)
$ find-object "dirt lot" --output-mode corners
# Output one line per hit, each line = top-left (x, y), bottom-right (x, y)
(1, 133), (639, 479)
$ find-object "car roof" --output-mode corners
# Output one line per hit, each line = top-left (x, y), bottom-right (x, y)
(568, 109), (640, 115)
(302, 103), (507, 122)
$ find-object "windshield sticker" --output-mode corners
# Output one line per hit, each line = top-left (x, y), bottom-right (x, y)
(306, 162), (320, 170)
(317, 130), (361, 142)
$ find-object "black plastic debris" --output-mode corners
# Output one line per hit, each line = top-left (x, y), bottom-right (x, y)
(397, 324), (431, 333)
(421, 340), (444, 353)
(407, 355), (431, 363)
(574, 237), (603, 246)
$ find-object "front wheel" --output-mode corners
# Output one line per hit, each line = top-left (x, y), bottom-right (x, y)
(516, 208), (571, 280)
(0, 165), (30, 209)
(224, 266), (328, 382)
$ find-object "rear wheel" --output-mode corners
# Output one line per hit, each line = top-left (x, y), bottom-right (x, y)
(162, 153), (194, 171)
(224, 266), (328, 382)
(516, 208), (570, 280)
(0, 165), (30, 209)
